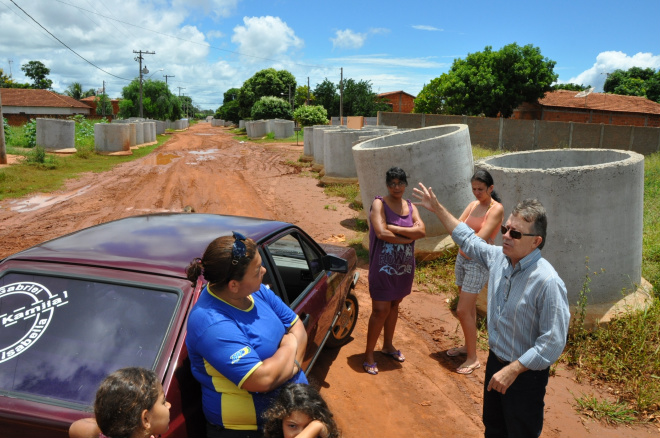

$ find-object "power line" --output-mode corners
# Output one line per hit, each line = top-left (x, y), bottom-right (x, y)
(9, 0), (132, 81)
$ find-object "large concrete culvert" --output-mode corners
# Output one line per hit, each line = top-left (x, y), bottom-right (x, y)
(477, 149), (651, 324)
(352, 125), (475, 258)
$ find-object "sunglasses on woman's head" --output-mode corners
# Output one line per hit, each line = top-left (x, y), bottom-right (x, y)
(231, 231), (247, 265)
(500, 225), (537, 240)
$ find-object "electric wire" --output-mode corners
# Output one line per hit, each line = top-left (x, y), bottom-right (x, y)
(9, 0), (132, 81)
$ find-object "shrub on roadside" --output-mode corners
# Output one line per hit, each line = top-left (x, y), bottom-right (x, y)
(293, 105), (328, 127)
(251, 96), (292, 120)
(2, 117), (9, 140)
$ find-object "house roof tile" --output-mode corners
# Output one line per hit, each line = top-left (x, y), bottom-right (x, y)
(539, 90), (660, 115)
(378, 90), (417, 99)
(0, 88), (92, 109)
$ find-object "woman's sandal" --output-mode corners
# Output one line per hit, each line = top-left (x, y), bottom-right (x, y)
(381, 349), (405, 362)
(456, 362), (481, 375)
(362, 361), (378, 375)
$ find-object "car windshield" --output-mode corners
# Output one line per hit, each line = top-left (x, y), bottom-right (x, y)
(0, 272), (179, 408)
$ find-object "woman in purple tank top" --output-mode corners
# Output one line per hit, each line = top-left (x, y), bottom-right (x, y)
(363, 167), (425, 375)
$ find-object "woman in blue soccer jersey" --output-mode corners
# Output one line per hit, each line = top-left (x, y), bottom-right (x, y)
(186, 232), (308, 438)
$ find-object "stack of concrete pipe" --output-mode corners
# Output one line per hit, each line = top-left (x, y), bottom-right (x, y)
(319, 127), (400, 185)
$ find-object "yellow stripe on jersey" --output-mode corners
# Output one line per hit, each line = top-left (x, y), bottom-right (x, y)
(204, 359), (259, 429)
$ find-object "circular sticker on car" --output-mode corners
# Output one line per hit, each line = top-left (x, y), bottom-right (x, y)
(0, 282), (69, 363)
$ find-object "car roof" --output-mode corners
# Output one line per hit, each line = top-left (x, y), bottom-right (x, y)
(3, 213), (293, 278)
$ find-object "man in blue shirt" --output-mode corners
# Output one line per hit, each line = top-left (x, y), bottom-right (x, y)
(413, 184), (570, 438)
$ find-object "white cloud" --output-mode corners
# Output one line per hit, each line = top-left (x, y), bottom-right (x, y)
(331, 29), (367, 50)
(412, 25), (443, 31)
(231, 16), (303, 63)
(567, 51), (660, 92)
(369, 27), (390, 35)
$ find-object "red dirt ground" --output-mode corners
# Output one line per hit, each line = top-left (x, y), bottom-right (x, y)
(0, 123), (656, 437)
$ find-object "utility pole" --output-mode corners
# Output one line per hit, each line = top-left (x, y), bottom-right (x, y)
(339, 67), (343, 125)
(0, 90), (6, 164)
(133, 50), (155, 118)
(164, 74), (174, 85)
(177, 87), (185, 97)
(7, 59), (12, 78)
(307, 77), (310, 105)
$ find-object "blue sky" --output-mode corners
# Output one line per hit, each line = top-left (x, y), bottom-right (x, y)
(1, 0), (659, 110)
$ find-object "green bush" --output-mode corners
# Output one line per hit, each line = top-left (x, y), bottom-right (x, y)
(24, 119), (37, 148)
(293, 105), (328, 127)
(251, 96), (292, 120)
(2, 117), (9, 140)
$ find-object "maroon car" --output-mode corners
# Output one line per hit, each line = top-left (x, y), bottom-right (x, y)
(0, 213), (359, 437)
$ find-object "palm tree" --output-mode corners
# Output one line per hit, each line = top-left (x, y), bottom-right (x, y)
(65, 82), (84, 100)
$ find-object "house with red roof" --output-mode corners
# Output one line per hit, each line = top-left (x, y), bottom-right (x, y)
(377, 91), (416, 113)
(0, 88), (91, 125)
(513, 89), (660, 127)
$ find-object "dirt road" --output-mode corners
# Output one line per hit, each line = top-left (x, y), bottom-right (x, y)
(0, 123), (654, 437)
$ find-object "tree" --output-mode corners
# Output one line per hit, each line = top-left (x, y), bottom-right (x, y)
(414, 75), (450, 114)
(293, 105), (328, 127)
(215, 88), (241, 123)
(604, 67), (660, 102)
(553, 83), (590, 91)
(294, 85), (314, 107)
(250, 96), (292, 120)
(21, 61), (53, 89)
(313, 78), (338, 116)
(94, 93), (113, 116)
(118, 79), (181, 120)
(420, 43), (557, 117)
(237, 69), (296, 119)
(83, 88), (96, 98)
(65, 82), (84, 100)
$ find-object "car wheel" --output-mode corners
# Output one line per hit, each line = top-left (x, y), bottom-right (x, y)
(326, 292), (359, 348)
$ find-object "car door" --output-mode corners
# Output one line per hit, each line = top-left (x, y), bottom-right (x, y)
(259, 229), (342, 371)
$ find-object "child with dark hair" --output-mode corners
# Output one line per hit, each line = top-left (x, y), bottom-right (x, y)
(69, 367), (170, 438)
(262, 383), (339, 438)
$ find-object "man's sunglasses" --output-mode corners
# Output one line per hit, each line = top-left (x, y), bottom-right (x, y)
(500, 225), (537, 240)
(231, 231), (247, 265)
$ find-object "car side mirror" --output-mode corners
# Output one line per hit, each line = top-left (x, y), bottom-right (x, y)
(321, 254), (348, 273)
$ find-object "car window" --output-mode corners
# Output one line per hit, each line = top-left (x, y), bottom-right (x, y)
(266, 233), (323, 305)
(0, 272), (179, 408)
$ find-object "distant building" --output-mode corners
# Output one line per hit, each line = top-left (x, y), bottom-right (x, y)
(377, 91), (416, 113)
(0, 88), (91, 125)
(513, 89), (660, 127)
(79, 95), (120, 117)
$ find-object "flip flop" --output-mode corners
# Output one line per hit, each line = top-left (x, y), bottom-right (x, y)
(456, 363), (481, 375)
(381, 349), (405, 362)
(363, 361), (378, 375)
(446, 347), (467, 357)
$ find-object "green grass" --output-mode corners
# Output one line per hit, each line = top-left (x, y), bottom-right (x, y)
(323, 183), (362, 210)
(1, 132), (168, 200)
(573, 393), (638, 425)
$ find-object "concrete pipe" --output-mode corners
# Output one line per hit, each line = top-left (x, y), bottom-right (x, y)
(36, 118), (75, 151)
(477, 149), (647, 323)
(352, 124), (474, 238)
(274, 120), (294, 139)
(94, 123), (131, 154)
(248, 120), (268, 139)
(321, 129), (398, 184)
